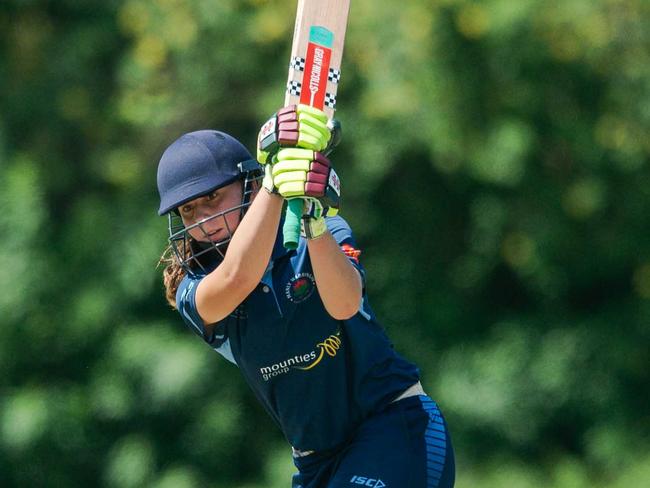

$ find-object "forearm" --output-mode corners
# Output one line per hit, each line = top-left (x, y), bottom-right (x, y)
(196, 190), (283, 323)
(308, 232), (362, 320)
(220, 190), (283, 284)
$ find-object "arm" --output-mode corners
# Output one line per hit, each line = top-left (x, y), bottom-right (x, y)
(268, 133), (360, 319)
(195, 190), (283, 324)
(308, 231), (362, 320)
(257, 104), (361, 317)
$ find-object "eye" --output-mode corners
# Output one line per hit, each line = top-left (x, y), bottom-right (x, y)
(206, 190), (219, 200)
(180, 204), (194, 216)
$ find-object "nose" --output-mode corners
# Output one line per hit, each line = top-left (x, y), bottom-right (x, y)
(193, 202), (221, 222)
(195, 207), (223, 230)
(195, 207), (212, 222)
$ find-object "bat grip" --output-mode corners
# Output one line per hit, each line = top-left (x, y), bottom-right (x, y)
(283, 198), (303, 250)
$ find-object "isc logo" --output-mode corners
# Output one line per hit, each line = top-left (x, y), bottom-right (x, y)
(350, 475), (386, 487)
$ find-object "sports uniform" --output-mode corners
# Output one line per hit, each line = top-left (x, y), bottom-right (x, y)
(158, 123), (455, 487)
(175, 217), (455, 487)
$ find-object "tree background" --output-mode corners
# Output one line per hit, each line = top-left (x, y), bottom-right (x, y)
(1, 0), (649, 486)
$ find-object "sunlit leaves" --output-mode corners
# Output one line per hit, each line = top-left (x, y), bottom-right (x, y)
(110, 325), (212, 408)
(105, 435), (156, 488)
(0, 156), (46, 320)
(434, 322), (592, 444)
(468, 119), (535, 186)
(1, 389), (49, 451)
(562, 178), (607, 220)
(1, 0), (649, 487)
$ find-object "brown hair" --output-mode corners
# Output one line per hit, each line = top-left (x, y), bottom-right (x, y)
(159, 246), (187, 309)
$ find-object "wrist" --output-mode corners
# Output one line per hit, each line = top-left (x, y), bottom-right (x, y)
(301, 215), (327, 240)
(258, 187), (283, 205)
(266, 190), (283, 201)
(306, 229), (328, 241)
(262, 164), (278, 194)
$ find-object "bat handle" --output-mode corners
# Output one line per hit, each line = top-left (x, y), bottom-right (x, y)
(283, 198), (303, 250)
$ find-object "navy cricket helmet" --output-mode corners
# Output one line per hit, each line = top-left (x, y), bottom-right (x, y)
(157, 130), (262, 274)
(157, 130), (259, 215)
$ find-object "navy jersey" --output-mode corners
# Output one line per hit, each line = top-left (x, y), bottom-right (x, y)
(175, 216), (420, 452)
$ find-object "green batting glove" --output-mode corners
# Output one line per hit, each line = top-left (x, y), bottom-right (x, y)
(272, 149), (341, 216)
(257, 104), (331, 164)
(257, 114), (277, 165)
(294, 104), (331, 150)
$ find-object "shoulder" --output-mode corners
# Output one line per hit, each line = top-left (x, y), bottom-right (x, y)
(176, 272), (202, 307)
(325, 214), (351, 231)
(325, 215), (355, 243)
(175, 272), (212, 337)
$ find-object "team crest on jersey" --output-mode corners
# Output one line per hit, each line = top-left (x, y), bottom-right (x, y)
(285, 272), (316, 303)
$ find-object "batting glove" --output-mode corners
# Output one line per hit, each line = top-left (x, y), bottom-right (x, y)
(271, 148), (340, 212)
(257, 104), (332, 164)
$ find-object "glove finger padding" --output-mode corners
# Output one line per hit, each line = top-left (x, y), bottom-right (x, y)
(305, 157), (341, 216)
(304, 153), (331, 196)
(257, 105), (331, 164)
(272, 149), (340, 214)
(271, 148), (310, 196)
(276, 105), (331, 150)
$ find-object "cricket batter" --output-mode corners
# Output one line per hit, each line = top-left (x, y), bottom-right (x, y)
(157, 105), (455, 487)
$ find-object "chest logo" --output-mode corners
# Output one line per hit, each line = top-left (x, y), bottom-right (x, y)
(285, 272), (316, 303)
(259, 327), (342, 382)
(295, 333), (341, 371)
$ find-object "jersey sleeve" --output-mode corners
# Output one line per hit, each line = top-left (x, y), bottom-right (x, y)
(175, 274), (237, 364)
(325, 215), (366, 287)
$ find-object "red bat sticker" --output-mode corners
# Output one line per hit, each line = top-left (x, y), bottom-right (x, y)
(300, 41), (332, 109)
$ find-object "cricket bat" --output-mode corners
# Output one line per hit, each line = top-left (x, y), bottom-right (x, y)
(282, 0), (351, 249)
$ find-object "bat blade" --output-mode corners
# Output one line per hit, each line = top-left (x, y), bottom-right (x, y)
(285, 0), (351, 118)
(282, 0), (351, 250)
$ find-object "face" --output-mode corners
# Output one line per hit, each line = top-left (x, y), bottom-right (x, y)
(178, 181), (244, 243)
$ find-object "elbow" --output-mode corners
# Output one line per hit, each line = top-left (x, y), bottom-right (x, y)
(330, 307), (358, 321)
(328, 293), (362, 320)
(221, 263), (257, 296)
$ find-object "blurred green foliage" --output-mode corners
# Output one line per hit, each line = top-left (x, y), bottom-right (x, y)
(1, 0), (649, 486)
